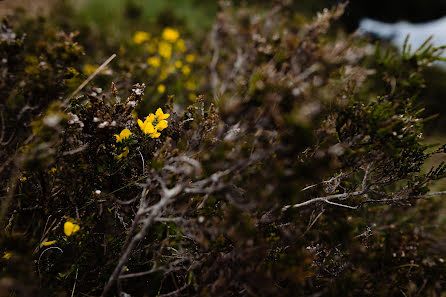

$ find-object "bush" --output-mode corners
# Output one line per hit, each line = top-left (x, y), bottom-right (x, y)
(1, 2), (445, 296)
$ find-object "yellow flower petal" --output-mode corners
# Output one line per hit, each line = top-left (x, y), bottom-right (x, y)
(117, 147), (129, 159)
(155, 120), (168, 131)
(158, 41), (172, 59)
(162, 28), (180, 43)
(64, 221), (80, 236)
(155, 108), (170, 120)
(175, 60), (183, 68)
(42, 240), (57, 246)
(119, 129), (132, 140)
(132, 31), (151, 44)
(185, 54), (195, 63)
(147, 56), (161, 68)
(114, 134), (122, 143)
(138, 119), (145, 131)
(143, 122), (156, 134)
(145, 114), (155, 123)
(3, 252), (12, 260)
(181, 65), (191, 76)
(157, 84), (166, 94)
(150, 132), (161, 138)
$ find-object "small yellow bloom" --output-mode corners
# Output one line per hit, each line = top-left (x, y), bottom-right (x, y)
(145, 113), (155, 123)
(155, 120), (168, 131)
(175, 39), (187, 52)
(138, 119), (156, 134)
(116, 147), (129, 159)
(114, 129), (132, 143)
(138, 109), (169, 139)
(181, 65), (191, 76)
(162, 28), (180, 43)
(185, 54), (195, 63)
(20, 176), (27, 182)
(64, 221), (80, 236)
(155, 108), (170, 120)
(174, 60), (183, 68)
(151, 131), (161, 138)
(3, 252), (12, 260)
(157, 84), (166, 94)
(158, 41), (172, 59)
(42, 240), (57, 246)
(147, 56), (161, 68)
(50, 167), (57, 174)
(132, 31), (151, 44)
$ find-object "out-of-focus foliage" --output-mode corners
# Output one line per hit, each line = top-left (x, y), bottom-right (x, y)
(1, 1), (445, 297)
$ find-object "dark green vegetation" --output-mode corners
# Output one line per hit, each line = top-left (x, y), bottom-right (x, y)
(1, 1), (446, 296)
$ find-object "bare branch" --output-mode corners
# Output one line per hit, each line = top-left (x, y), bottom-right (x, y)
(282, 190), (365, 211)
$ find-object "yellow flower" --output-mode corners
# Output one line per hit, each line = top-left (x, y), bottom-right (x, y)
(116, 147), (129, 160)
(155, 108), (170, 120)
(181, 65), (191, 76)
(185, 54), (195, 63)
(138, 108), (169, 139)
(3, 252), (12, 260)
(162, 28), (180, 43)
(155, 120), (168, 131)
(138, 118), (156, 134)
(42, 240), (57, 246)
(157, 84), (166, 94)
(64, 221), (80, 236)
(175, 60), (183, 68)
(151, 131), (161, 138)
(132, 31), (151, 44)
(158, 41), (172, 59)
(114, 129), (132, 143)
(145, 113), (155, 123)
(147, 56), (161, 68)
(175, 39), (187, 52)
(20, 176), (27, 182)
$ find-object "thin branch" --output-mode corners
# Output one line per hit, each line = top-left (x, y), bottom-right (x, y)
(362, 163), (372, 192)
(158, 284), (189, 297)
(282, 190), (365, 211)
(65, 54), (116, 103)
(71, 268), (79, 297)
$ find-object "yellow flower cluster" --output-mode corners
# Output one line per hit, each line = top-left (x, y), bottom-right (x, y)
(110, 108), (169, 159)
(114, 129), (132, 160)
(138, 108), (170, 138)
(132, 27), (198, 100)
